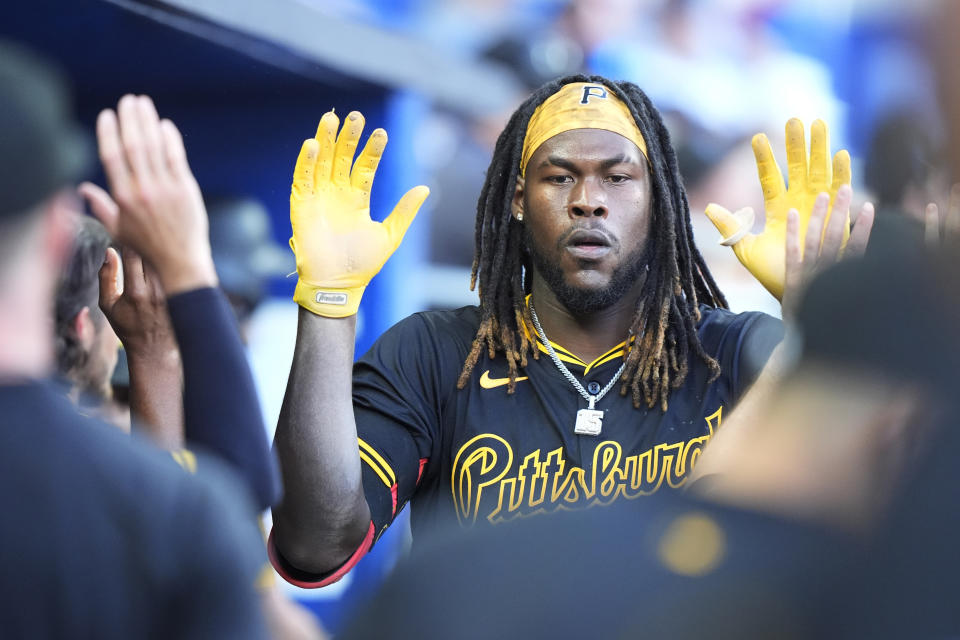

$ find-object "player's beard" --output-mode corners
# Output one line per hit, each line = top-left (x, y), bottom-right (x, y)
(524, 226), (651, 316)
(71, 318), (118, 403)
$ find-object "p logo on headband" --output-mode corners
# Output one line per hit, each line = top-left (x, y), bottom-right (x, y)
(520, 82), (648, 176)
(580, 85), (608, 104)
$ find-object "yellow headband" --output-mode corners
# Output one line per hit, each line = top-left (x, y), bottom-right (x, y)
(520, 82), (648, 176)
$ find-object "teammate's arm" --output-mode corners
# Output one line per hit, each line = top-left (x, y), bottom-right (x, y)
(271, 111), (429, 576)
(84, 236), (185, 449)
(84, 93), (280, 510)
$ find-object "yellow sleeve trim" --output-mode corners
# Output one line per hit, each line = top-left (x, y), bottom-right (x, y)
(358, 438), (396, 487)
(360, 451), (393, 488)
(255, 562), (276, 591)
(170, 449), (198, 474)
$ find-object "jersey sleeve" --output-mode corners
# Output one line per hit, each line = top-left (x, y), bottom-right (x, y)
(169, 454), (270, 639)
(734, 312), (785, 394)
(352, 313), (446, 538)
(167, 286), (280, 511)
(728, 312), (784, 399)
(700, 309), (784, 402)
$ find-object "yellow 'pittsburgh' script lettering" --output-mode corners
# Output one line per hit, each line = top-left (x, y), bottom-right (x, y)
(451, 406), (722, 526)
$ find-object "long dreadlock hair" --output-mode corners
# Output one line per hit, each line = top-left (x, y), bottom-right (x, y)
(456, 74), (728, 411)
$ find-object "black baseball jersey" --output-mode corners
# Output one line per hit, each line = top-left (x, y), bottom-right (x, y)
(354, 304), (783, 545)
(340, 493), (855, 640)
(0, 381), (268, 638)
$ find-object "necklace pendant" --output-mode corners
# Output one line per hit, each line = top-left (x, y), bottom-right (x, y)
(574, 408), (604, 436)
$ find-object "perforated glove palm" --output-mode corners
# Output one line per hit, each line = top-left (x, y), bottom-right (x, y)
(290, 110), (429, 317)
(704, 119), (850, 300)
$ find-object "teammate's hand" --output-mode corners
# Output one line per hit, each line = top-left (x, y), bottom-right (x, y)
(95, 243), (179, 363)
(95, 240), (185, 447)
(923, 183), (960, 247)
(289, 110), (429, 317)
(86, 94), (217, 295)
(781, 185), (874, 318)
(705, 119), (851, 300)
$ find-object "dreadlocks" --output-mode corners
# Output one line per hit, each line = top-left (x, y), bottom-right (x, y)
(456, 74), (728, 411)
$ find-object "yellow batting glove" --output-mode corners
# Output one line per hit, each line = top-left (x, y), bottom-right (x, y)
(289, 110), (430, 317)
(704, 118), (851, 300)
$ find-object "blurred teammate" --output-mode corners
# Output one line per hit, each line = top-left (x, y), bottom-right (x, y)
(53, 216), (126, 426)
(78, 90), (280, 510)
(0, 40), (267, 639)
(79, 93), (321, 638)
(689, 249), (952, 531)
(270, 75), (872, 586)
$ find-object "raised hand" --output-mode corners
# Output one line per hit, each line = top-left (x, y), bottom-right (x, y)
(923, 183), (960, 247)
(94, 241), (177, 361)
(781, 185), (874, 318)
(289, 110), (429, 318)
(92, 240), (184, 448)
(85, 94), (216, 295)
(705, 119), (852, 300)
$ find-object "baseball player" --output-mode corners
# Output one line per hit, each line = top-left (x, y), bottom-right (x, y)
(270, 75), (873, 587)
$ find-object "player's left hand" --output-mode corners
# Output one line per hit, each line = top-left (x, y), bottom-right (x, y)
(705, 118), (852, 300)
(86, 94), (217, 295)
(289, 110), (429, 318)
(780, 184), (874, 318)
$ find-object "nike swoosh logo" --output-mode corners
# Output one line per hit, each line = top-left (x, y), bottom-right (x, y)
(479, 370), (528, 389)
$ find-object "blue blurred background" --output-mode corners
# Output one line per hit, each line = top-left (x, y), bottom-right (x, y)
(3, 0), (942, 632)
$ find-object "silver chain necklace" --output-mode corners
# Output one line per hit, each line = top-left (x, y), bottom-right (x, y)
(529, 302), (626, 436)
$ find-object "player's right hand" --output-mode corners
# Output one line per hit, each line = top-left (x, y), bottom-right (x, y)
(290, 110), (429, 318)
